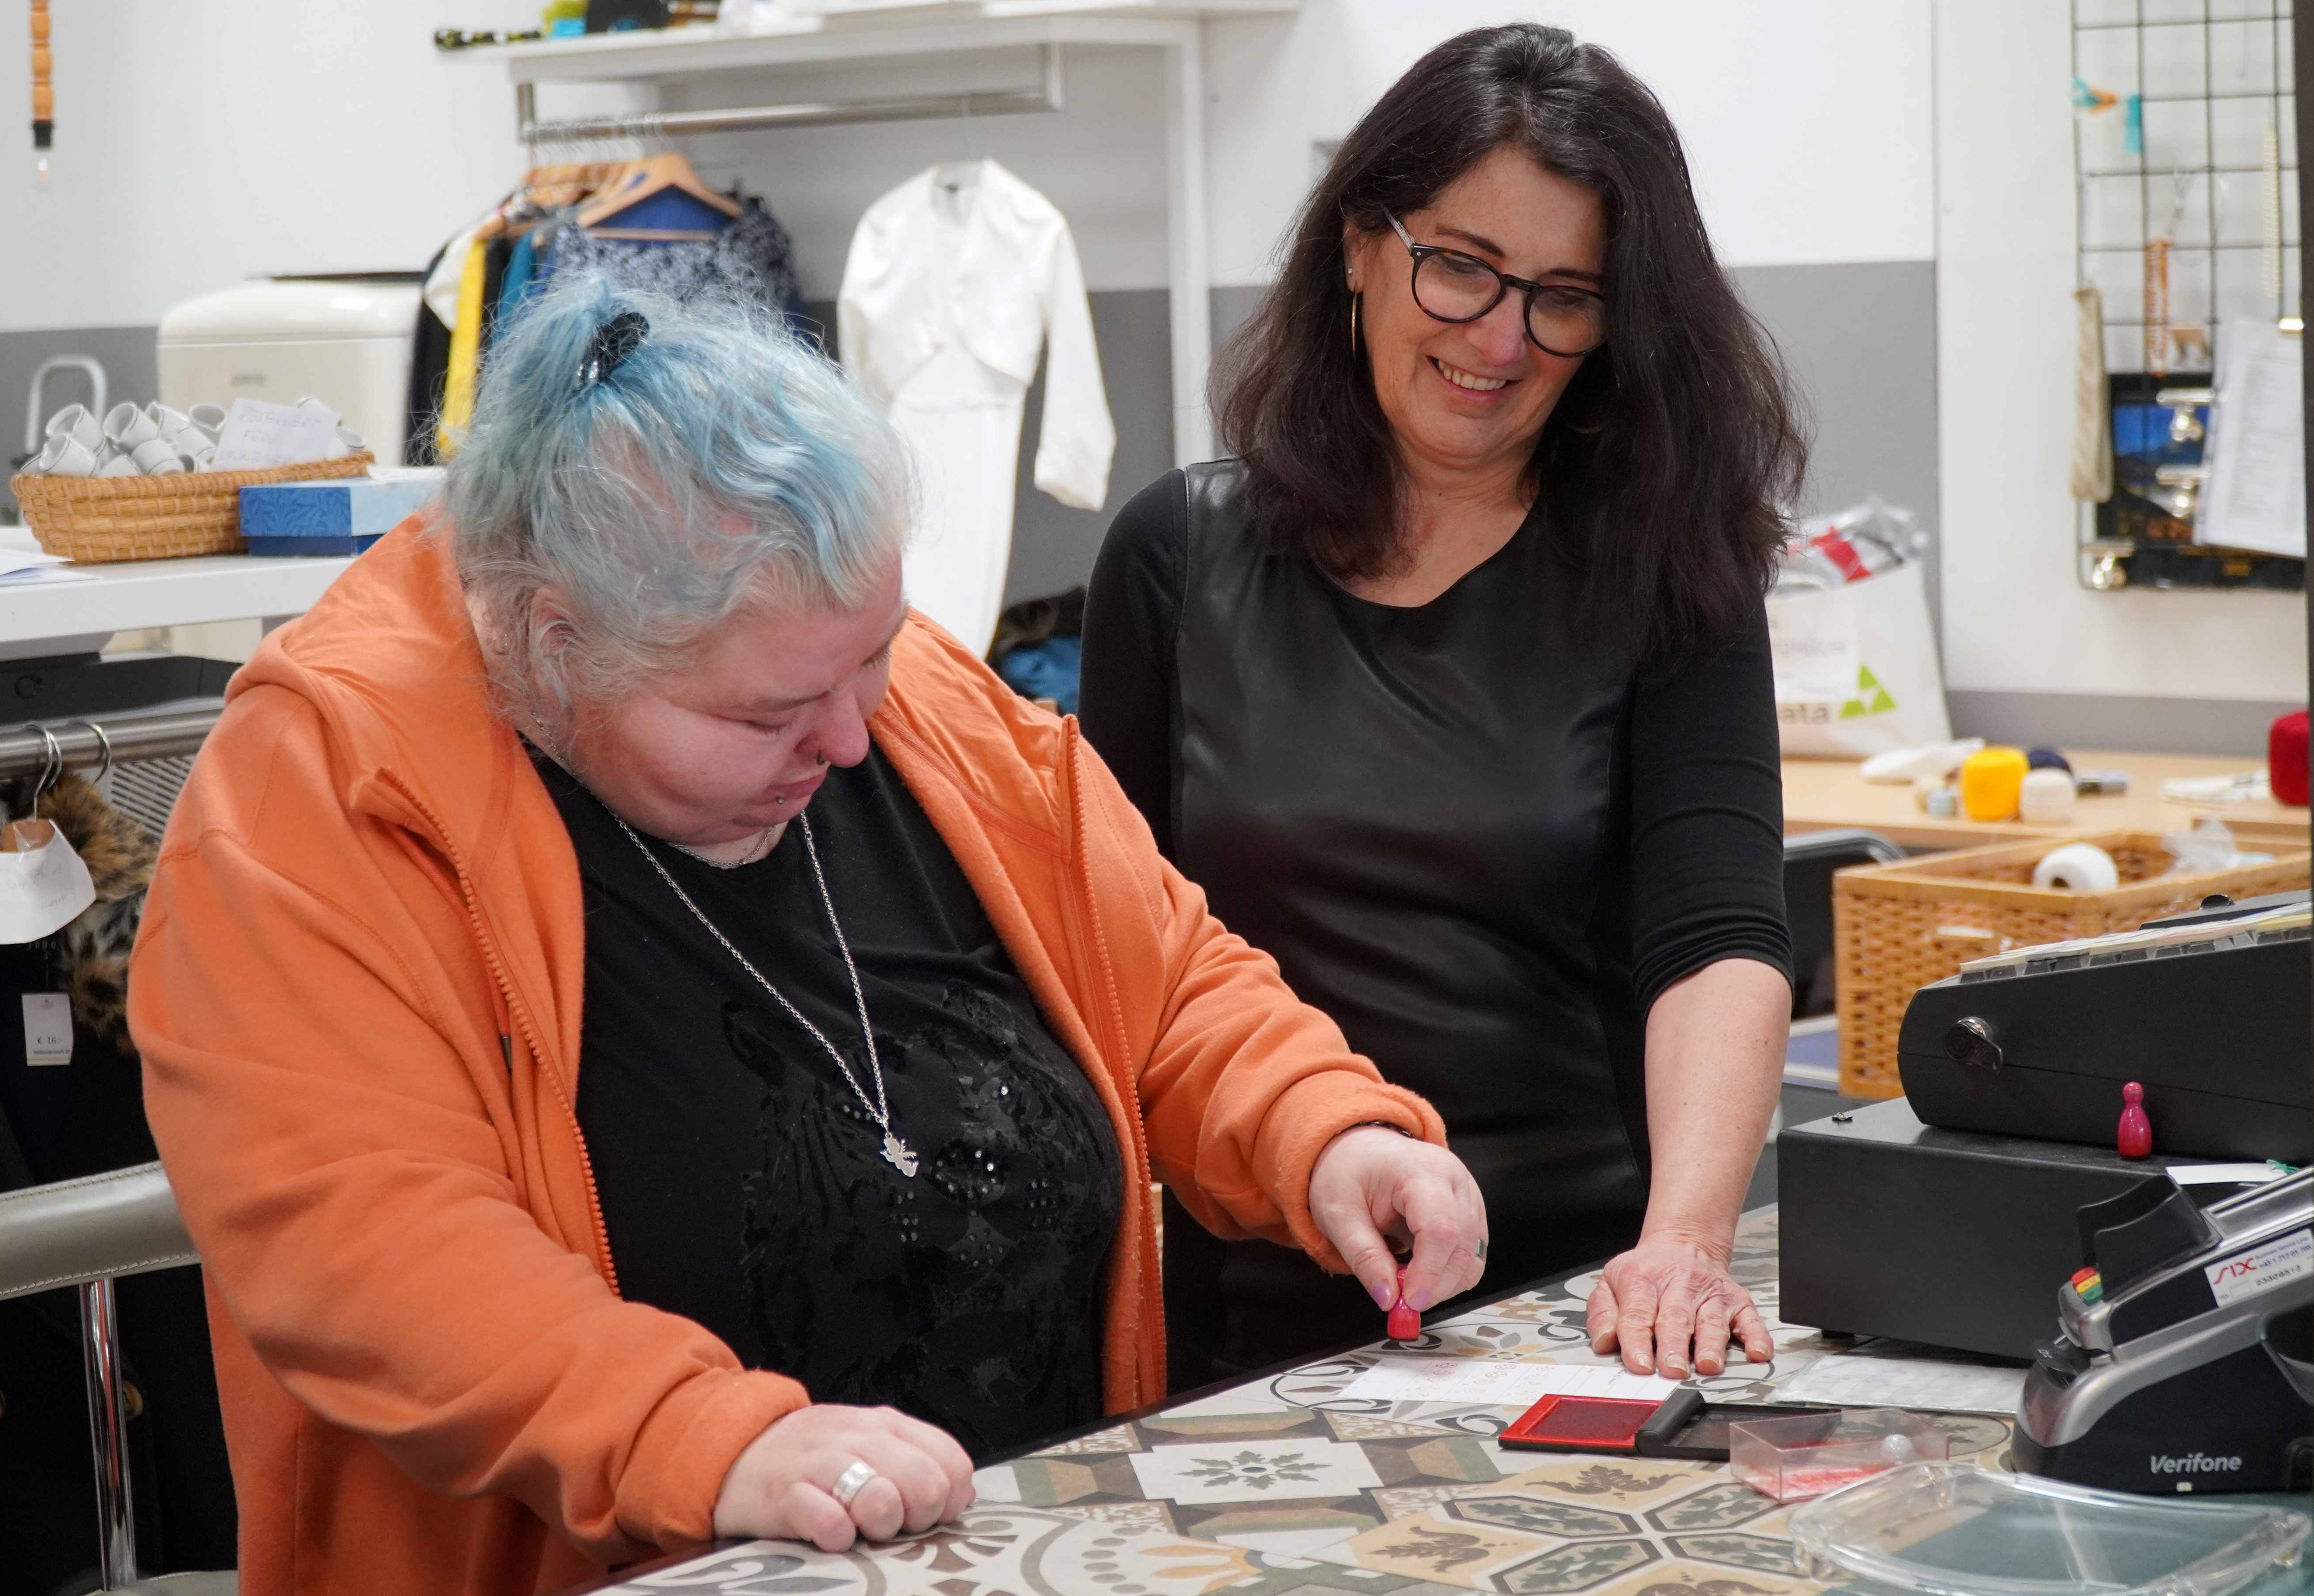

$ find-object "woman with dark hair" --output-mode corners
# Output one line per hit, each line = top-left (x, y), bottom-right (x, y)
(1081, 23), (1800, 1389)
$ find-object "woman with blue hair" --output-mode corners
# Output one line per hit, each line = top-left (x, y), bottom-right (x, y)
(129, 275), (1487, 1596)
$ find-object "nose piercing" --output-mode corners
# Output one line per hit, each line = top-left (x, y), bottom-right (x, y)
(815, 754), (829, 767)
(775, 796), (790, 806)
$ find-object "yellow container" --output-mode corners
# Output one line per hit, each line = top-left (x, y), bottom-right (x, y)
(1958, 746), (2029, 822)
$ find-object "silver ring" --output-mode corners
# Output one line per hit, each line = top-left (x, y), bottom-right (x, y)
(831, 1459), (878, 1508)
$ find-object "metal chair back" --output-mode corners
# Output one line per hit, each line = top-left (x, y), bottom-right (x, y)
(0, 1161), (201, 1590)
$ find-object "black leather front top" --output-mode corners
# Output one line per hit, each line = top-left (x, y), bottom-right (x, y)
(1080, 463), (1789, 1375)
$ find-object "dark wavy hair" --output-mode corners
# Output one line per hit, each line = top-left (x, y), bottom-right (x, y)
(1213, 24), (1806, 657)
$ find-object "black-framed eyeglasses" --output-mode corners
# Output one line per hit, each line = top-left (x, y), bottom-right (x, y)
(1384, 210), (1607, 357)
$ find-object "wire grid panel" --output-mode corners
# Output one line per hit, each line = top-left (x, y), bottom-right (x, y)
(2074, 0), (2299, 375)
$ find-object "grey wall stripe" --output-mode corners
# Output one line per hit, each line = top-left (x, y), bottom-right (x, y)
(1947, 690), (2297, 757)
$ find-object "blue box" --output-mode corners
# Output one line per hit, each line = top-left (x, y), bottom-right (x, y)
(238, 472), (443, 556)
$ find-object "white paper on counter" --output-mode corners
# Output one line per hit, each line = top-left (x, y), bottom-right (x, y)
(2198, 318), (2306, 558)
(0, 547), (69, 576)
(1337, 1357), (1687, 1408)
(1774, 1353), (2026, 1416)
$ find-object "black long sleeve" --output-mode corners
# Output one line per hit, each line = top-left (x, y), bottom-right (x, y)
(1079, 471), (1188, 861)
(1625, 601), (1793, 1013)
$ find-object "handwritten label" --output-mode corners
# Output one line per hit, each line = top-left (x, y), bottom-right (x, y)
(211, 397), (340, 471)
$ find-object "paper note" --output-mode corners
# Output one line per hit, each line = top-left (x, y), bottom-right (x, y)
(1337, 1357), (1687, 1408)
(0, 827), (94, 944)
(2197, 318), (2306, 558)
(1765, 584), (1860, 705)
(1774, 1353), (2026, 1417)
(211, 398), (341, 472)
(2171, 1162), (2295, 1187)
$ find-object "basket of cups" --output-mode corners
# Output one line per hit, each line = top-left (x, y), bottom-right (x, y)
(11, 398), (374, 563)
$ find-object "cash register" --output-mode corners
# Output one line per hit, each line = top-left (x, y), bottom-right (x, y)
(1781, 893), (2310, 1371)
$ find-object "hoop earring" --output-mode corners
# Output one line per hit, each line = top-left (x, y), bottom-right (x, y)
(1348, 292), (1362, 357)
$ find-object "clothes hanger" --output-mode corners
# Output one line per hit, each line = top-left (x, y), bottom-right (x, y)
(576, 146), (740, 242)
(64, 719), (113, 791)
(4, 724), (62, 851)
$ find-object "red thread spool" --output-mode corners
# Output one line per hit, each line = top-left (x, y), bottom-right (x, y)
(2270, 710), (2309, 807)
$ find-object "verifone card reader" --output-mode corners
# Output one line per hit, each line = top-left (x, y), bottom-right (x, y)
(2015, 1168), (2313, 1494)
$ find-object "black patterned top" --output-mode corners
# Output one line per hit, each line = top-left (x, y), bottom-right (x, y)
(536, 746), (1122, 1458)
(543, 196), (811, 332)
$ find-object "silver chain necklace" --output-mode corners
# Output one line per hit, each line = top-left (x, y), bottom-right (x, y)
(612, 811), (918, 1177)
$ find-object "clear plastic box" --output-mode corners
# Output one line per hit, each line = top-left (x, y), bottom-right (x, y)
(1788, 1462), (2309, 1596)
(1727, 1407), (1950, 1502)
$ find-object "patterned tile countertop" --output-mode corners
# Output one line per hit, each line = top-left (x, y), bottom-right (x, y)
(572, 1210), (2089, 1596)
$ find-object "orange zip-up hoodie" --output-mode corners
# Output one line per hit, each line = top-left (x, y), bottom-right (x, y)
(130, 523), (1445, 1596)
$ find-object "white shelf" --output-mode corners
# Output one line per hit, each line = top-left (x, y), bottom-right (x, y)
(0, 556), (355, 651)
(463, 0), (1275, 468)
(471, 3), (1297, 81)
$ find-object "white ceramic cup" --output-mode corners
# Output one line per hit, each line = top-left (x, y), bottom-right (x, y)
(32, 433), (98, 476)
(131, 437), (186, 475)
(103, 401), (160, 451)
(96, 451), (141, 477)
(186, 404), (228, 438)
(44, 403), (102, 454)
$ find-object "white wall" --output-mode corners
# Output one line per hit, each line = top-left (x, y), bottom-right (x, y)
(1934, 0), (2307, 705)
(2, 0), (629, 330)
(1205, 0), (1935, 283)
(2, 0), (1931, 325)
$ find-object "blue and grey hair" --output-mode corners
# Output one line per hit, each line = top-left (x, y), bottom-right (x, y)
(444, 272), (908, 752)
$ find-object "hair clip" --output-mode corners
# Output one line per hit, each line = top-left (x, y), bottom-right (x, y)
(578, 311), (650, 390)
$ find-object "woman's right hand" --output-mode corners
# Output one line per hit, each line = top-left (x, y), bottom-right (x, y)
(712, 1404), (977, 1551)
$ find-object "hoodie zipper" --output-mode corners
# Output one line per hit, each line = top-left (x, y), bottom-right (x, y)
(378, 771), (619, 1295)
(1060, 720), (1159, 1395)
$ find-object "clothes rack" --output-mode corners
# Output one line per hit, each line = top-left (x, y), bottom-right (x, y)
(513, 43), (1063, 145)
(0, 701), (222, 781)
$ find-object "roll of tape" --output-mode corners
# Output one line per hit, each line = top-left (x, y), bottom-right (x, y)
(2019, 767), (2078, 826)
(2033, 841), (2119, 893)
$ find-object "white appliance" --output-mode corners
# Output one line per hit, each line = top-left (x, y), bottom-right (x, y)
(157, 278), (420, 466)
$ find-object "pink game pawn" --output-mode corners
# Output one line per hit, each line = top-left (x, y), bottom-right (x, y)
(2117, 1081), (2152, 1159)
(1386, 1267), (1420, 1341)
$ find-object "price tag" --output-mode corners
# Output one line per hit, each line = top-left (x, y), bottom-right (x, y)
(22, 993), (70, 1066)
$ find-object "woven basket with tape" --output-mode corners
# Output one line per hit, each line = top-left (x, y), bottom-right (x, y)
(7, 453), (374, 563)
(1833, 829), (2310, 1098)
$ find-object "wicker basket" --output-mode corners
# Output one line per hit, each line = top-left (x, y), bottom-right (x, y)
(7, 453), (375, 563)
(1833, 830), (2311, 1098)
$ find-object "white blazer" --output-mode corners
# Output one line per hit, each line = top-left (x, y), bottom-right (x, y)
(839, 160), (1115, 516)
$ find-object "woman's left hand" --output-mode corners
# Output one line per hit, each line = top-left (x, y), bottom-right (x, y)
(1585, 1234), (1774, 1379)
(1307, 1125), (1487, 1316)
